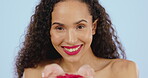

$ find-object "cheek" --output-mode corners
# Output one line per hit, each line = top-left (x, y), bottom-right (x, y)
(78, 29), (93, 44)
(50, 31), (64, 46)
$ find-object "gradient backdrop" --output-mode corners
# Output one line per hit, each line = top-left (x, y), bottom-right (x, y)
(0, 0), (147, 78)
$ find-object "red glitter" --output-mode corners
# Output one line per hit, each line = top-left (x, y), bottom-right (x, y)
(57, 73), (84, 78)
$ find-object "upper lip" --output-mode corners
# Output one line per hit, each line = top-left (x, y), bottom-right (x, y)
(61, 44), (82, 49)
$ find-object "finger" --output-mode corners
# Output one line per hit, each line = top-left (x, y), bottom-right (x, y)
(42, 64), (65, 78)
(77, 65), (94, 78)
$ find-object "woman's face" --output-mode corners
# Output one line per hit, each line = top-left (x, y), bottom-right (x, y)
(50, 0), (96, 62)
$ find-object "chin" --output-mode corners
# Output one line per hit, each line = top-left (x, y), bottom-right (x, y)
(64, 55), (81, 63)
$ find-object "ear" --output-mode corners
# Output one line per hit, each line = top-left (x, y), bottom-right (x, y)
(92, 19), (98, 35)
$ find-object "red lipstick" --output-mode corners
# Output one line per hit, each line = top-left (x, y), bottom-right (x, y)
(62, 45), (82, 55)
(63, 45), (80, 49)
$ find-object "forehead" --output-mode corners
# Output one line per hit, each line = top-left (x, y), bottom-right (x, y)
(51, 1), (92, 23)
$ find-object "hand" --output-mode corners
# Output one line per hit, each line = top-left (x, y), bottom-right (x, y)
(42, 64), (94, 78)
(42, 64), (65, 78)
(77, 65), (94, 78)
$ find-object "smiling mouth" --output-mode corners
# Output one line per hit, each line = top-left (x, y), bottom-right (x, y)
(61, 44), (83, 55)
(64, 46), (80, 52)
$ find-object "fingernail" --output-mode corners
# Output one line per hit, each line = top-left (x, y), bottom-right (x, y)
(42, 73), (45, 78)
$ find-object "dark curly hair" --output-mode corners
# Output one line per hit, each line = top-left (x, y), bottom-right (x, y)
(15, 0), (126, 78)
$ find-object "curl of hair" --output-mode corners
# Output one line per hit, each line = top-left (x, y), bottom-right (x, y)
(15, 0), (126, 78)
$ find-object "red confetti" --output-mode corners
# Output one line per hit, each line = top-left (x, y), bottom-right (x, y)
(57, 73), (84, 78)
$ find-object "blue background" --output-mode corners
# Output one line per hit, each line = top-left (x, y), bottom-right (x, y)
(0, 0), (147, 78)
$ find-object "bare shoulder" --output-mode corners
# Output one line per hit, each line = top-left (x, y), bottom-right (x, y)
(23, 66), (43, 78)
(23, 59), (59, 78)
(111, 59), (139, 78)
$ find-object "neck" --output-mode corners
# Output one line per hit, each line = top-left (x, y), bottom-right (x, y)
(59, 48), (100, 73)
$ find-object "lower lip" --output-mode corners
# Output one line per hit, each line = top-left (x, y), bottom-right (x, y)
(63, 45), (82, 55)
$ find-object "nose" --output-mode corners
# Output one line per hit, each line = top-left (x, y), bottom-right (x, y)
(65, 30), (77, 45)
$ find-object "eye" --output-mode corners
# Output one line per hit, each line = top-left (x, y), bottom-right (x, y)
(55, 26), (64, 30)
(76, 25), (85, 29)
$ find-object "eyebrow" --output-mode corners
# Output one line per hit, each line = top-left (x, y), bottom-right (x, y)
(52, 19), (88, 26)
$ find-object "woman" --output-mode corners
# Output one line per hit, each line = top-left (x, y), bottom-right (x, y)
(15, 0), (138, 78)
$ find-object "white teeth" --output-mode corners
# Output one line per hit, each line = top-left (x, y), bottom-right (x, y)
(64, 46), (80, 52)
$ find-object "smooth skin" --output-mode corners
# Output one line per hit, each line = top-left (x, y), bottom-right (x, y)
(23, 0), (139, 78)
